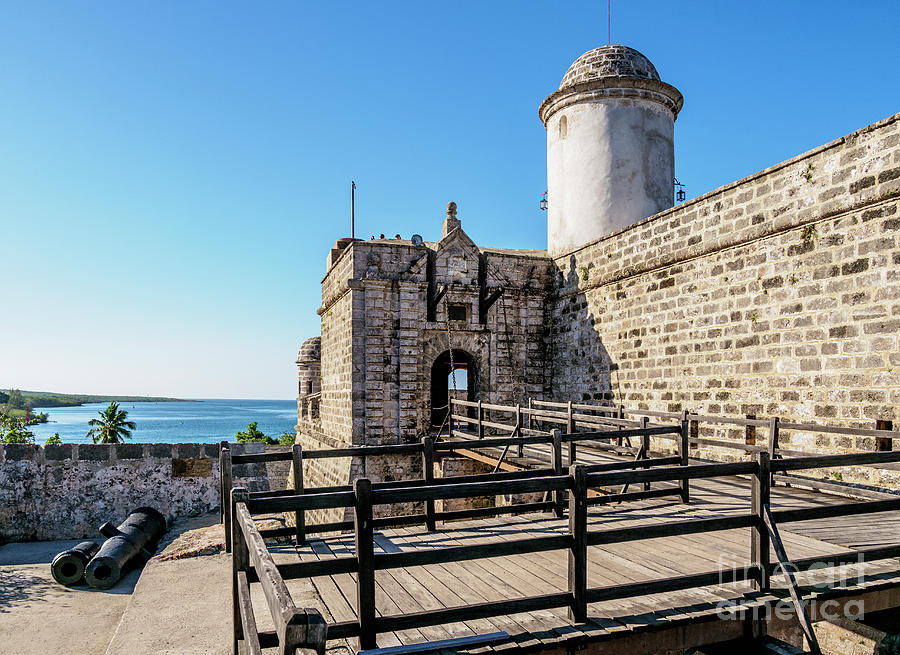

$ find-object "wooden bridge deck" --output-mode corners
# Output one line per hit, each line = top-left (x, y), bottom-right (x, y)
(250, 447), (900, 653)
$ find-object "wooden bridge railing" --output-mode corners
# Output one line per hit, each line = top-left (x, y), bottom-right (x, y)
(229, 447), (900, 654)
(451, 398), (898, 500)
(219, 421), (687, 552)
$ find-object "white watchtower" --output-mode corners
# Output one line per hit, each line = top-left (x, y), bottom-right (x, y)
(540, 45), (683, 256)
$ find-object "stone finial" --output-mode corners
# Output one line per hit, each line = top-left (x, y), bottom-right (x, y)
(442, 201), (461, 237)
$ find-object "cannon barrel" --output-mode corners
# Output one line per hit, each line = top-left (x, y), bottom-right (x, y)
(84, 507), (167, 590)
(50, 541), (101, 586)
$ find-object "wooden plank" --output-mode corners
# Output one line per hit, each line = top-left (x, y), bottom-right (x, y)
(249, 490), (356, 514)
(762, 504), (823, 655)
(234, 500), (299, 647)
(355, 479), (377, 650)
(770, 498), (900, 524)
(374, 534), (571, 570)
(773, 450), (900, 472)
(422, 436), (436, 531)
(357, 632), (509, 655)
(232, 449), (293, 464)
(223, 448), (233, 553)
(568, 465), (587, 621)
(751, 452), (771, 591)
(292, 444), (305, 545)
(586, 461), (757, 487)
(237, 570), (263, 655)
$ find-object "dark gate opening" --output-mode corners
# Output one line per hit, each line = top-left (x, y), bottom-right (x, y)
(430, 349), (478, 427)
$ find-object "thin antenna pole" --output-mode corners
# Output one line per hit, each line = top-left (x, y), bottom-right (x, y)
(351, 181), (356, 239)
(608, 0), (611, 45)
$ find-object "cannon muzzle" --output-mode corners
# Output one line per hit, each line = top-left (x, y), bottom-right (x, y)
(50, 541), (101, 586)
(84, 507), (167, 590)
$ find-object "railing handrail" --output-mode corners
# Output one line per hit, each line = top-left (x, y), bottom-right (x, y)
(450, 398), (898, 441)
(229, 447), (900, 652)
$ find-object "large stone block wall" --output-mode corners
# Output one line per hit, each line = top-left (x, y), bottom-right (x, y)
(548, 113), (900, 457)
(318, 287), (355, 446)
(0, 442), (280, 542)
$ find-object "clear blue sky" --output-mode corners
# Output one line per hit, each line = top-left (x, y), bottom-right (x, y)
(2, 1), (898, 399)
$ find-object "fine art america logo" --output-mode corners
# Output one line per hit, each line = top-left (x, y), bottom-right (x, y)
(714, 552), (866, 621)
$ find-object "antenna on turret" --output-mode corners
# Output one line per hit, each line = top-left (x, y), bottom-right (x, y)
(350, 181), (356, 239)
(607, 0), (611, 45)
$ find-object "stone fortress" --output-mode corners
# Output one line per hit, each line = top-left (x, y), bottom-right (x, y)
(295, 44), (900, 491)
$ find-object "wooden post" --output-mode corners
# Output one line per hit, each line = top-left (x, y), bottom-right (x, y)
(528, 397), (534, 434)
(231, 487), (249, 654)
(567, 401), (576, 465)
(447, 399), (454, 437)
(689, 413), (699, 451)
(768, 416), (780, 486)
(616, 404), (624, 447)
(641, 416), (651, 491)
(876, 419), (893, 451)
(679, 415), (690, 503)
(751, 452), (771, 591)
(477, 399), (484, 439)
(516, 404), (523, 458)
(354, 478), (377, 650)
(552, 429), (565, 518)
(568, 464), (588, 622)
(745, 414), (757, 447)
(223, 446), (233, 553)
(219, 441), (229, 522)
(292, 444), (305, 545)
(422, 436), (436, 531)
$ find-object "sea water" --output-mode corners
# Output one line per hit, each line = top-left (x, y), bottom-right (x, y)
(28, 398), (297, 444)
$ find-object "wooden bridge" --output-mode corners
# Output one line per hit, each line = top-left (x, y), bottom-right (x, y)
(219, 402), (900, 655)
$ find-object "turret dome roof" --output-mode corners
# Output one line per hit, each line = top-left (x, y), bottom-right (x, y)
(560, 45), (660, 90)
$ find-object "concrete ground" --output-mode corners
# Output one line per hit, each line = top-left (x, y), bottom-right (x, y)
(104, 553), (230, 655)
(0, 514), (231, 654)
(0, 539), (140, 655)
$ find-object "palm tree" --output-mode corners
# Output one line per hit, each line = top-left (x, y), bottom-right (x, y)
(86, 401), (137, 444)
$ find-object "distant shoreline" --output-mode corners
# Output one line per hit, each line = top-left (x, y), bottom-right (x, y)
(3, 389), (192, 409)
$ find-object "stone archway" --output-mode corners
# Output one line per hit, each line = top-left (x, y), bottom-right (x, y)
(430, 349), (479, 427)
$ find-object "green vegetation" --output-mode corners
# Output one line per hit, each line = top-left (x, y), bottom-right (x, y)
(234, 421), (295, 446)
(86, 402), (137, 444)
(1, 413), (35, 443)
(45, 433), (62, 445)
(0, 389), (49, 436)
(0, 388), (187, 409)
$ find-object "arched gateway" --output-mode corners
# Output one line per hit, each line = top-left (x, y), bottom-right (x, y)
(430, 349), (479, 427)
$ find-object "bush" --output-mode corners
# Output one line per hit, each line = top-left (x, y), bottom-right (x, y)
(45, 433), (62, 445)
(234, 422), (296, 446)
(2, 423), (35, 444)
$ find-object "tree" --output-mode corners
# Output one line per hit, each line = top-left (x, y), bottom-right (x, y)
(0, 391), (8, 405)
(45, 433), (62, 445)
(7, 389), (25, 410)
(2, 423), (34, 444)
(86, 401), (136, 444)
(234, 421), (270, 443)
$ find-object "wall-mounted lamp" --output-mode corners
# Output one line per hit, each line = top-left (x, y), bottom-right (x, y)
(674, 179), (686, 203)
(539, 190), (548, 211)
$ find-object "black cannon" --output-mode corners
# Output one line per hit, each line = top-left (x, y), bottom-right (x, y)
(50, 541), (101, 586)
(84, 507), (168, 590)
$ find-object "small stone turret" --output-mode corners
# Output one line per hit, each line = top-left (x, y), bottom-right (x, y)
(540, 45), (683, 256)
(296, 336), (321, 429)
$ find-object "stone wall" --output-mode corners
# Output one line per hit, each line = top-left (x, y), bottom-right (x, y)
(548, 112), (900, 458)
(0, 442), (282, 543)
(317, 232), (552, 449)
